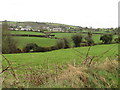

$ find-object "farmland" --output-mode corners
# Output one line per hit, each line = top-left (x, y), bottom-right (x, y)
(10, 31), (118, 49)
(13, 36), (57, 49)
(2, 22), (119, 88)
(3, 44), (118, 69)
(2, 44), (118, 88)
(11, 31), (45, 35)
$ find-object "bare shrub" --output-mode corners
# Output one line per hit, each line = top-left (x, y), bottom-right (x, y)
(62, 38), (70, 49)
(56, 39), (65, 49)
(2, 21), (18, 54)
(85, 36), (94, 46)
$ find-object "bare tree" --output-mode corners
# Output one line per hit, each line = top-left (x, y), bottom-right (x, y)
(2, 20), (18, 54)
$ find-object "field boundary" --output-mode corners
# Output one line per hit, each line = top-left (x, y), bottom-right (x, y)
(6, 34), (55, 38)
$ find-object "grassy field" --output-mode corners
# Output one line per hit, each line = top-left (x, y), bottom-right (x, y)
(2, 44), (118, 88)
(13, 36), (57, 49)
(40, 59), (118, 88)
(4, 24), (118, 88)
(92, 34), (118, 43)
(53, 33), (75, 38)
(81, 29), (112, 34)
(10, 31), (118, 50)
(3, 44), (118, 70)
(3, 59), (118, 88)
(11, 31), (45, 35)
(2, 33), (118, 88)
(53, 33), (118, 43)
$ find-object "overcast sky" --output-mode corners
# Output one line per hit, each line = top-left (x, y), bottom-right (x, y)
(0, 0), (119, 28)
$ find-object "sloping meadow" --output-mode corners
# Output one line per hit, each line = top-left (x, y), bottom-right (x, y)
(2, 44), (119, 88)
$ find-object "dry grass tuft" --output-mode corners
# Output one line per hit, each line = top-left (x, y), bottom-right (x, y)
(2, 59), (118, 88)
(93, 59), (118, 72)
(57, 64), (88, 84)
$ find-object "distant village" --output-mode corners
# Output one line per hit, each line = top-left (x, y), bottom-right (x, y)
(9, 25), (69, 32)
(4, 21), (118, 34)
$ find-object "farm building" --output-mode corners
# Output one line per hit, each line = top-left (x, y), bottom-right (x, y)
(52, 28), (63, 32)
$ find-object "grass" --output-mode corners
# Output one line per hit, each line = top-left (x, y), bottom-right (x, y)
(92, 34), (118, 43)
(11, 31), (118, 47)
(13, 36), (57, 49)
(53, 33), (118, 43)
(53, 33), (75, 38)
(3, 44), (118, 70)
(11, 31), (45, 35)
(2, 55), (118, 88)
(81, 30), (112, 34)
(2, 43), (118, 88)
(40, 60), (118, 88)
(3, 26), (118, 88)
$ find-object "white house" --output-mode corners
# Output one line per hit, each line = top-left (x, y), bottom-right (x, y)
(18, 26), (22, 28)
(38, 30), (41, 32)
(21, 28), (26, 31)
(52, 28), (62, 32)
(43, 27), (50, 30)
(9, 28), (14, 30)
(15, 28), (19, 31)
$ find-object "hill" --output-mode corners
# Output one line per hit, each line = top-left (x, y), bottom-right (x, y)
(3, 21), (117, 34)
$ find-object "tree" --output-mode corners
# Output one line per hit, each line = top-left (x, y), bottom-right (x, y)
(85, 32), (94, 46)
(100, 34), (113, 44)
(62, 38), (70, 48)
(72, 34), (83, 47)
(114, 37), (120, 43)
(23, 43), (46, 52)
(87, 32), (92, 38)
(85, 36), (94, 46)
(2, 20), (18, 54)
(23, 43), (38, 52)
(56, 39), (65, 49)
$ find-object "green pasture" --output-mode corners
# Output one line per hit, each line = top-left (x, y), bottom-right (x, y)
(11, 31), (118, 49)
(11, 31), (45, 35)
(3, 44), (118, 72)
(13, 36), (57, 49)
(81, 29), (112, 34)
(52, 33), (75, 38)
(53, 33), (118, 43)
(4, 25), (118, 88)
(92, 34), (118, 43)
